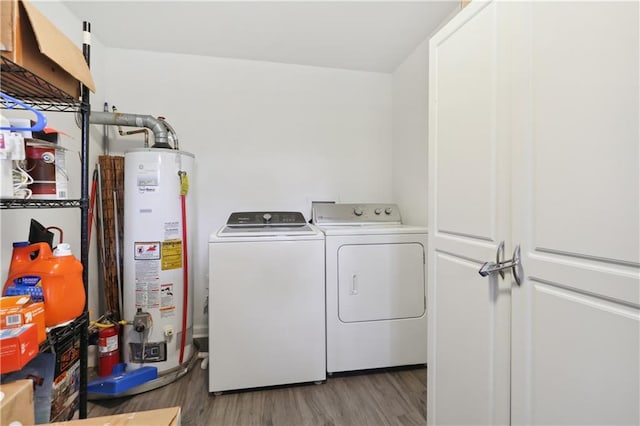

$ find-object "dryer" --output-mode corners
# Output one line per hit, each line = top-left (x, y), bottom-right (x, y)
(313, 203), (428, 373)
(208, 212), (326, 393)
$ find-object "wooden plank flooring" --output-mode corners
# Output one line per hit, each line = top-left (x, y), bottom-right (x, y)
(88, 362), (427, 425)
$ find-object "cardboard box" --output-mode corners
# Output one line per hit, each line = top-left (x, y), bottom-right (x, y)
(0, 379), (36, 426)
(49, 406), (182, 425)
(0, 0), (96, 98)
(0, 323), (39, 373)
(1, 318), (85, 422)
(0, 295), (46, 343)
(48, 319), (82, 422)
(1, 352), (56, 424)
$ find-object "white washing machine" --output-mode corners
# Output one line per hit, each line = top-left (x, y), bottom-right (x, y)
(312, 203), (428, 374)
(208, 211), (326, 393)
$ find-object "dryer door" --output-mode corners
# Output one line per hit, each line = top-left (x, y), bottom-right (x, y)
(337, 243), (426, 322)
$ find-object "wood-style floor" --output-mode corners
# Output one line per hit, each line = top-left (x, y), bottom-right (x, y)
(87, 360), (427, 426)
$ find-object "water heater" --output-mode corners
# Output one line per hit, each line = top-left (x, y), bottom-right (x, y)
(122, 148), (195, 374)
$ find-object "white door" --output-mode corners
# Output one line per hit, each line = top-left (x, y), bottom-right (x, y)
(427, 1), (511, 424)
(429, 1), (640, 425)
(510, 2), (640, 425)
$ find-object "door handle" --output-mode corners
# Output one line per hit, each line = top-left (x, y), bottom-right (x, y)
(496, 241), (505, 279)
(478, 244), (522, 286)
(479, 240), (506, 278)
(351, 274), (359, 295)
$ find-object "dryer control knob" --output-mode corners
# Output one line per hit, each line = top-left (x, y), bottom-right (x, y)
(385, 207), (393, 215)
(354, 207), (364, 216)
(263, 213), (272, 222)
(374, 208), (382, 215)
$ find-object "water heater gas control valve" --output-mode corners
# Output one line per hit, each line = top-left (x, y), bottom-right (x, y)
(133, 309), (152, 333)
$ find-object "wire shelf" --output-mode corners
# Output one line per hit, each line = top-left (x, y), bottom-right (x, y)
(1, 19), (92, 419)
(0, 198), (83, 209)
(0, 56), (80, 112)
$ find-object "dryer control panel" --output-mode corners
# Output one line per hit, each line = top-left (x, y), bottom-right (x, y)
(312, 203), (402, 225)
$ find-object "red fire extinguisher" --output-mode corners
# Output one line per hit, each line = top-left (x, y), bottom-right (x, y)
(98, 325), (120, 376)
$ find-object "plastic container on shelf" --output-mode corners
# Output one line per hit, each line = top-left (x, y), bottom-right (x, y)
(6, 241), (32, 275)
(3, 242), (85, 327)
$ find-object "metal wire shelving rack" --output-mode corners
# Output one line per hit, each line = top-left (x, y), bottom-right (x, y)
(0, 22), (92, 419)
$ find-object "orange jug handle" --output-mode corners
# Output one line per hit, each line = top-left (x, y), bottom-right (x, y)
(28, 242), (53, 260)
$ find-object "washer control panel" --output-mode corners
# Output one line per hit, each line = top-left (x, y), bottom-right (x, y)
(312, 203), (402, 225)
(227, 211), (307, 227)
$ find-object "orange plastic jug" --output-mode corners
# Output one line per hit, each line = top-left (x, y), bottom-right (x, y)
(3, 242), (85, 327)
(6, 241), (33, 278)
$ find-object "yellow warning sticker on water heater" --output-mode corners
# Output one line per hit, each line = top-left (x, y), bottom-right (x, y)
(161, 239), (183, 270)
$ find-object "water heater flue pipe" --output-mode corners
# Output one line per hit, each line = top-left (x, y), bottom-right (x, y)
(89, 111), (172, 149)
(158, 117), (179, 151)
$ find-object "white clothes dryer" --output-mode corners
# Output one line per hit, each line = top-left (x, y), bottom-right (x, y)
(208, 212), (326, 393)
(313, 203), (428, 374)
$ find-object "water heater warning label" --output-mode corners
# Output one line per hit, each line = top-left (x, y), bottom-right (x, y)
(161, 239), (182, 270)
(160, 283), (175, 318)
(134, 243), (161, 309)
(135, 281), (160, 309)
(134, 242), (161, 260)
(135, 261), (160, 283)
(164, 221), (180, 240)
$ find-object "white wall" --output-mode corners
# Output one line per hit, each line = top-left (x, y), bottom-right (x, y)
(1, 0), (458, 341)
(101, 48), (393, 336)
(390, 4), (459, 227)
(391, 38), (430, 226)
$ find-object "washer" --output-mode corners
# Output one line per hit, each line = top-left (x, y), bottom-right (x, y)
(312, 203), (428, 374)
(208, 211), (326, 393)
